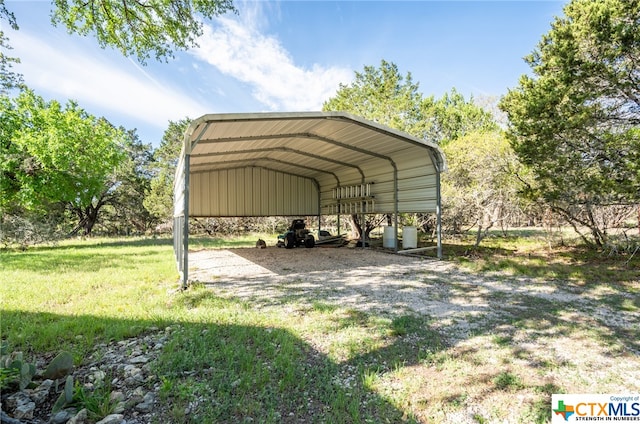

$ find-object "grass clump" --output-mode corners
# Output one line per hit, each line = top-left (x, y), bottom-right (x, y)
(492, 371), (523, 391)
(72, 376), (120, 421)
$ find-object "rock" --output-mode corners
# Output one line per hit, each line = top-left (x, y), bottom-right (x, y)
(95, 414), (125, 424)
(142, 392), (154, 404)
(135, 392), (155, 412)
(110, 391), (125, 403)
(135, 402), (151, 413)
(129, 355), (149, 364)
(128, 387), (144, 405)
(113, 401), (126, 414)
(43, 351), (74, 379)
(2, 329), (173, 423)
(14, 400), (35, 420)
(5, 392), (35, 420)
(4, 391), (23, 410)
(0, 410), (22, 424)
(90, 370), (106, 383)
(31, 379), (53, 404)
(67, 408), (88, 424)
(50, 409), (75, 424)
(123, 365), (144, 385)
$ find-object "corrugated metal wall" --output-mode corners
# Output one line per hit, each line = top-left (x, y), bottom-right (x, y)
(189, 167), (319, 217)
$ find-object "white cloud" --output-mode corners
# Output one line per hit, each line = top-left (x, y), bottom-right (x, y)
(190, 16), (352, 111)
(8, 30), (210, 127)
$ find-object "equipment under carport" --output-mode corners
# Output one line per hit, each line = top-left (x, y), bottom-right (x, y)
(277, 219), (315, 248)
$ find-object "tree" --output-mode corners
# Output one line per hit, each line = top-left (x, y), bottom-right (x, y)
(51, 0), (236, 63)
(99, 129), (157, 234)
(144, 118), (190, 223)
(324, 60), (427, 136)
(0, 0), (23, 94)
(323, 60), (496, 239)
(441, 130), (529, 247)
(430, 89), (498, 145)
(0, 89), (127, 236)
(500, 0), (640, 248)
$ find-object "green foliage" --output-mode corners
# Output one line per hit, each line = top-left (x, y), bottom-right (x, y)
(1, 89), (127, 237)
(143, 169), (174, 223)
(441, 130), (530, 245)
(0, 0), (17, 27)
(0, 348), (36, 390)
(52, 375), (76, 413)
(98, 129), (157, 235)
(323, 60), (427, 135)
(0, 0), (22, 94)
(51, 0), (236, 63)
(0, 344), (74, 400)
(0, 33), (22, 95)
(390, 315), (424, 336)
(500, 0), (640, 247)
(493, 371), (523, 391)
(323, 60), (496, 144)
(429, 88), (498, 145)
(144, 118), (191, 223)
(7, 90), (124, 209)
(71, 375), (119, 421)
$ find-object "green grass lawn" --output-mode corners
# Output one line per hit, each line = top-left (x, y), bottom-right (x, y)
(1, 238), (177, 359)
(442, 228), (639, 288)
(1, 231), (638, 423)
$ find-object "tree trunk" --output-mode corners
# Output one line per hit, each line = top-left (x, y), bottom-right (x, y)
(474, 219), (494, 248)
(585, 205), (605, 248)
(68, 193), (108, 237)
(82, 204), (100, 235)
(551, 205), (596, 249)
(348, 213), (389, 240)
(348, 214), (362, 239)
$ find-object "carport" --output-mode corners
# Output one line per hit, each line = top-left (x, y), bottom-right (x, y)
(173, 112), (446, 288)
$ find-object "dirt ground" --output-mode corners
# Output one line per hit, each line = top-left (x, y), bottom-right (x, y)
(189, 246), (637, 341)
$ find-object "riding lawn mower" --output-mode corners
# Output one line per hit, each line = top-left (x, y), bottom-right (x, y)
(276, 219), (315, 248)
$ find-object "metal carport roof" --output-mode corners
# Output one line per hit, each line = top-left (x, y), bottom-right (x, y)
(173, 112), (447, 288)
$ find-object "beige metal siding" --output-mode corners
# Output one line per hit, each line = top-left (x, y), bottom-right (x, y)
(189, 168), (318, 217)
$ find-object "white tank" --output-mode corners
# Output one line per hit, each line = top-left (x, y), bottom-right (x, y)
(383, 226), (396, 248)
(402, 226), (417, 249)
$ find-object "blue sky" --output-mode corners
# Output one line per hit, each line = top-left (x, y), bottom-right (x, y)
(4, 0), (565, 146)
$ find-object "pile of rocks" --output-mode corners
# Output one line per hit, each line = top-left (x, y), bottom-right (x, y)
(1, 327), (176, 424)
